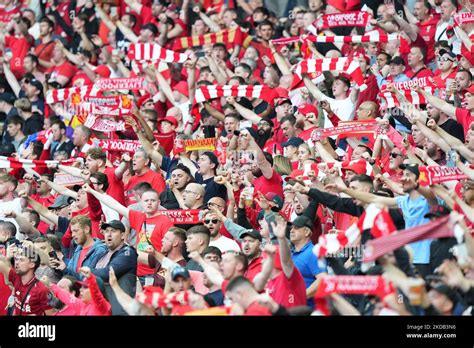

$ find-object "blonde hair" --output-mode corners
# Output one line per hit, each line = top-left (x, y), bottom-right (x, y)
(273, 155), (292, 176)
(14, 98), (32, 112)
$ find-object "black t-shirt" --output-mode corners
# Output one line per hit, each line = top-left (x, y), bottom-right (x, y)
(159, 189), (180, 210)
(440, 119), (465, 143)
(429, 237), (457, 273)
(195, 173), (227, 204)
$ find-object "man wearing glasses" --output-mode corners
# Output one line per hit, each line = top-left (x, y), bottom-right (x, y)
(204, 211), (240, 253)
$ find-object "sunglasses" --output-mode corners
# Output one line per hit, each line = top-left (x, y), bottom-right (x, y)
(390, 152), (402, 158)
(437, 56), (454, 62)
(204, 219), (219, 224)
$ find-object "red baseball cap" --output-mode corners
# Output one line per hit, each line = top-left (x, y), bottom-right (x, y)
(137, 93), (152, 109)
(341, 161), (366, 175)
(174, 81), (189, 98)
(94, 65), (111, 78)
(285, 169), (304, 182)
(158, 116), (178, 128)
(465, 84), (474, 95)
(297, 104), (318, 117)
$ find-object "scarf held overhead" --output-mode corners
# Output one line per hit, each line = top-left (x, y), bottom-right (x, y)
(127, 43), (189, 63)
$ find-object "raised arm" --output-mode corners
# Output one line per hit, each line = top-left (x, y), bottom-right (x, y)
(271, 217), (294, 279)
(226, 97), (261, 124)
(2, 60), (21, 97)
(43, 178), (79, 199)
(248, 135), (273, 179)
(83, 183), (129, 218)
(26, 196), (59, 226)
(417, 88), (456, 118)
(253, 244), (275, 292)
(325, 182), (398, 208)
(189, 251), (224, 287)
(116, 20), (139, 43)
(303, 76), (329, 102)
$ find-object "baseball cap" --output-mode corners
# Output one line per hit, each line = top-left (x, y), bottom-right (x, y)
(431, 284), (458, 305)
(297, 104), (318, 116)
(174, 81), (189, 98)
(28, 79), (44, 93)
(171, 266), (190, 280)
(282, 137), (304, 148)
(276, 98), (292, 107)
(439, 49), (456, 60)
(264, 192), (284, 210)
(48, 195), (75, 209)
(285, 169), (304, 182)
(167, 4), (179, 12)
(101, 220), (126, 232)
(0, 93), (16, 104)
(78, 276), (106, 294)
(341, 161), (367, 175)
(389, 56), (406, 66)
(424, 205), (451, 219)
(137, 93), (152, 109)
(292, 215), (313, 229)
(158, 116), (178, 128)
(240, 229), (262, 242)
(94, 65), (111, 78)
(399, 163), (420, 179)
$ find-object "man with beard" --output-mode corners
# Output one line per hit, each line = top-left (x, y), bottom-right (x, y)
(325, 164), (439, 277)
(258, 118), (283, 155)
(426, 103), (465, 142)
(52, 215), (107, 280)
(423, 140), (446, 166)
(160, 164), (194, 210)
(83, 186), (174, 285)
(0, 246), (49, 316)
(204, 211), (240, 253)
(139, 227), (187, 288)
(247, 134), (284, 198)
(93, 220), (137, 315)
(50, 120), (74, 158)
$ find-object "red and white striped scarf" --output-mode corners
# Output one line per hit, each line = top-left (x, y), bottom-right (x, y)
(46, 85), (98, 104)
(313, 204), (396, 258)
(272, 32), (399, 45)
(293, 58), (367, 91)
(193, 85), (276, 104)
(127, 43), (189, 63)
(0, 157), (74, 169)
(130, 59), (171, 80)
(379, 77), (435, 108)
(312, 11), (371, 31)
(454, 12), (474, 25)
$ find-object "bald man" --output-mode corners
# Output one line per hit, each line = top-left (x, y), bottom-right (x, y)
(356, 101), (378, 121)
(182, 183), (206, 209)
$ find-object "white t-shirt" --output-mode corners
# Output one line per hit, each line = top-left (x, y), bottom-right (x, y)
(0, 198), (23, 240)
(324, 97), (356, 128)
(209, 235), (241, 253)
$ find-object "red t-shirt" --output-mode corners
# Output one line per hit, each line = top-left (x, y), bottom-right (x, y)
(125, 169), (166, 205)
(5, 35), (32, 79)
(129, 210), (174, 276)
(8, 269), (49, 316)
(76, 245), (93, 273)
(417, 16), (439, 63)
(33, 41), (55, 73)
(47, 61), (78, 87)
(405, 67), (433, 80)
(265, 267), (307, 308)
(245, 256), (263, 282)
(104, 167), (125, 206)
(245, 300), (272, 316)
(455, 108), (473, 138)
(253, 169), (284, 198)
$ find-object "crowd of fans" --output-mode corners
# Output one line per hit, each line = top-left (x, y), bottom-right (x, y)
(0, 0), (473, 316)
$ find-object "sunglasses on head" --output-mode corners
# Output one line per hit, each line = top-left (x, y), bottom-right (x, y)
(204, 219), (219, 224)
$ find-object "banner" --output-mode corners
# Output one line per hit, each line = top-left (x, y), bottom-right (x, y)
(83, 115), (127, 132)
(184, 138), (216, 152)
(314, 11), (370, 30)
(0, 157), (74, 169)
(97, 139), (141, 153)
(271, 32), (399, 45)
(363, 216), (454, 262)
(293, 58), (366, 91)
(155, 209), (201, 224)
(454, 12), (474, 25)
(311, 121), (378, 142)
(172, 27), (252, 51)
(93, 77), (147, 91)
(127, 43), (189, 63)
(54, 173), (85, 187)
(418, 166), (468, 186)
(46, 85), (98, 104)
(315, 275), (394, 299)
(379, 77), (435, 108)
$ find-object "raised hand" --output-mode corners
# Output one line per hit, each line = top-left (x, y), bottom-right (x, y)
(109, 267), (118, 288)
(270, 215), (288, 240)
(80, 266), (92, 278)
